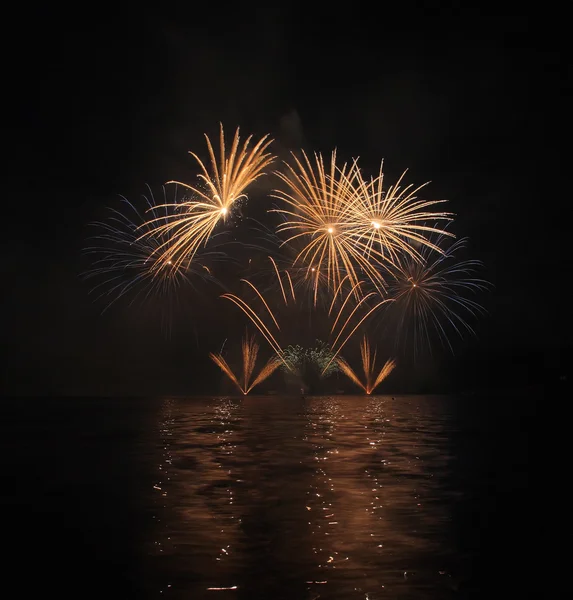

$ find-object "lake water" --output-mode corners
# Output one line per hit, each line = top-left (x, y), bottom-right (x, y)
(1, 393), (537, 599)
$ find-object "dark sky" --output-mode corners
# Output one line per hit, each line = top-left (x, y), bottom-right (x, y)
(3, 4), (570, 395)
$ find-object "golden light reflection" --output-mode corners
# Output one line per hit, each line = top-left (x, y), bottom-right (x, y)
(145, 397), (458, 597)
(304, 397), (346, 585)
(301, 396), (455, 596)
(148, 398), (243, 595)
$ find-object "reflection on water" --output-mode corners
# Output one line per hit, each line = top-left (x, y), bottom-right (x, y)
(1, 394), (536, 598)
(143, 396), (475, 599)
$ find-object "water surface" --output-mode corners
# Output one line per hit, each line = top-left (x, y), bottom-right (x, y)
(1, 394), (535, 599)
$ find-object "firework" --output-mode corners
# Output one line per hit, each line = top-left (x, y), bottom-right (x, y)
(82, 121), (491, 390)
(271, 151), (454, 302)
(82, 185), (226, 319)
(271, 150), (381, 298)
(139, 124), (276, 271)
(241, 217), (342, 309)
(381, 230), (490, 355)
(336, 336), (396, 394)
(209, 334), (281, 395)
(221, 258), (390, 374)
(281, 340), (339, 379)
(260, 252), (333, 310)
(344, 163), (454, 267)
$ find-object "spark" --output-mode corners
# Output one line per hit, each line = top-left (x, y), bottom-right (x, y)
(82, 185), (225, 334)
(336, 336), (396, 394)
(344, 162), (454, 268)
(382, 230), (490, 355)
(82, 123), (490, 385)
(138, 124), (275, 271)
(271, 150), (384, 299)
(209, 333), (281, 395)
(321, 285), (390, 375)
(271, 151), (453, 301)
(207, 586), (238, 590)
(221, 259), (388, 374)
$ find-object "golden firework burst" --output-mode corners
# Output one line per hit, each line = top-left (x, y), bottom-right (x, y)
(344, 163), (454, 267)
(139, 124), (276, 271)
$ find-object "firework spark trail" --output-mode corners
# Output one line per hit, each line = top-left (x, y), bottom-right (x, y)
(343, 164), (454, 268)
(138, 124), (276, 271)
(269, 255), (293, 305)
(209, 334), (281, 394)
(221, 259), (389, 375)
(245, 215), (350, 309)
(220, 293), (288, 366)
(263, 244), (337, 310)
(321, 289), (390, 375)
(336, 336), (396, 394)
(383, 231), (490, 355)
(268, 256), (336, 310)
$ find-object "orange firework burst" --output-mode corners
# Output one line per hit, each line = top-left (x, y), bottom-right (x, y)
(209, 334), (281, 395)
(271, 151), (453, 301)
(271, 150), (382, 297)
(336, 336), (396, 394)
(139, 124), (276, 271)
(344, 163), (454, 267)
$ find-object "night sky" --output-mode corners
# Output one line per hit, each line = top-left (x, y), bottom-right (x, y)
(4, 4), (569, 396)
